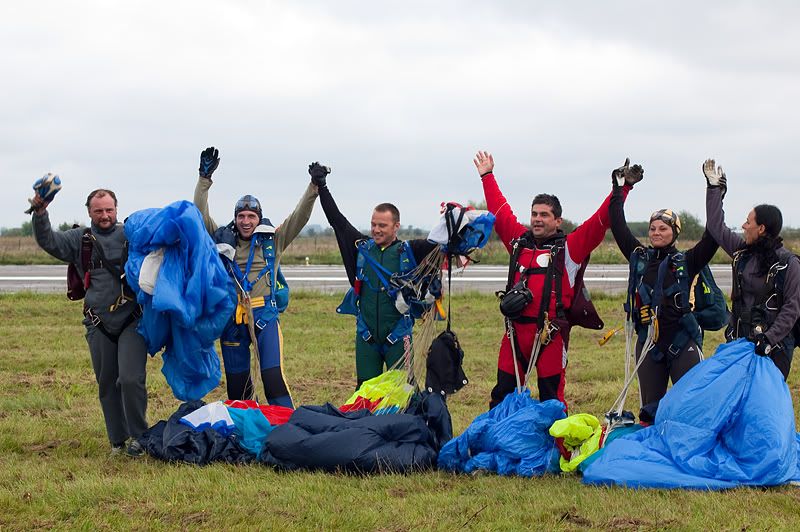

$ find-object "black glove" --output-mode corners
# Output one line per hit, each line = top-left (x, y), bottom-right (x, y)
(611, 158), (644, 188)
(199, 147), (220, 179)
(754, 333), (773, 356)
(308, 161), (331, 187)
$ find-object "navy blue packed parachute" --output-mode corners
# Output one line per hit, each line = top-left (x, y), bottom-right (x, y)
(261, 393), (451, 473)
(125, 201), (235, 401)
(583, 339), (800, 489)
(438, 391), (565, 476)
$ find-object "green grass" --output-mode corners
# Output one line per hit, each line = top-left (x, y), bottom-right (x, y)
(1, 291), (799, 530)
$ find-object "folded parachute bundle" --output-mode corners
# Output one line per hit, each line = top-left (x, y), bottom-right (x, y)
(427, 202), (495, 256)
(341, 370), (415, 415)
(139, 401), (252, 465)
(548, 413), (604, 473)
(583, 339), (800, 489)
(124, 201), (236, 401)
(437, 390), (565, 477)
(261, 392), (452, 473)
(140, 400), (294, 464)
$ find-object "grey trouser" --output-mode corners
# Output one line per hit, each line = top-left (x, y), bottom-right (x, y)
(85, 322), (148, 446)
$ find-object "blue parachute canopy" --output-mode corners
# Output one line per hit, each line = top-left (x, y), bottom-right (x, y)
(583, 339), (800, 489)
(437, 390), (565, 476)
(125, 200), (235, 401)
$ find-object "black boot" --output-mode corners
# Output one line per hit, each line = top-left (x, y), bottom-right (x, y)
(226, 371), (254, 401)
(261, 368), (293, 408)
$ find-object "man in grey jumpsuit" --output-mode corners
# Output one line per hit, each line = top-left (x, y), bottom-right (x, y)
(31, 188), (148, 456)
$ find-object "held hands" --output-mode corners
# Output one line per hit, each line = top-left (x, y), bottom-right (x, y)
(25, 173), (62, 214)
(308, 162), (331, 187)
(702, 158), (727, 199)
(611, 158), (644, 188)
(474, 151), (494, 176)
(199, 147), (220, 179)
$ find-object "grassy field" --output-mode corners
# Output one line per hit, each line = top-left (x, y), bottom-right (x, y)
(1, 291), (799, 530)
(6, 234), (796, 266)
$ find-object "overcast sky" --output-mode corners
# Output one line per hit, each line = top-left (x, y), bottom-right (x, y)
(2, 1), (798, 233)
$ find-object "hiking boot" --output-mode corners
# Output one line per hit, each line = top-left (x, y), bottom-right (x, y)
(125, 439), (144, 458)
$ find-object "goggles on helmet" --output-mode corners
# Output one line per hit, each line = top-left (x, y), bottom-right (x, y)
(234, 195), (262, 218)
(649, 208), (682, 237)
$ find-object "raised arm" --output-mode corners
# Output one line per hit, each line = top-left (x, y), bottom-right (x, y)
(313, 163), (366, 285)
(703, 158), (743, 257)
(609, 159), (643, 261)
(32, 209), (82, 264)
(193, 147), (221, 236)
(566, 159), (638, 265)
(29, 180), (82, 263)
(274, 179), (319, 259)
(474, 151), (527, 251)
(685, 230), (719, 279)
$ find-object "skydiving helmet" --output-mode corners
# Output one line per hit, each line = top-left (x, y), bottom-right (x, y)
(234, 195), (262, 219)
(649, 208), (682, 240)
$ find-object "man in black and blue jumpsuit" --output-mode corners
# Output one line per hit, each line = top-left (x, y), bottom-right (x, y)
(311, 164), (438, 387)
(194, 148), (318, 406)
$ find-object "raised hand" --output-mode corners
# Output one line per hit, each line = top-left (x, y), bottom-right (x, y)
(25, 173), (61, 214)
(199, 147), (220, 179)
(474, 151), (494, 176)
(611, 158), (644, 188)
(308, 162), (331, 187)
(702, 158), (727, 198)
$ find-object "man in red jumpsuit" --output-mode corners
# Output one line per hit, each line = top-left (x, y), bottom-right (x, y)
(475, 151), (638, 409)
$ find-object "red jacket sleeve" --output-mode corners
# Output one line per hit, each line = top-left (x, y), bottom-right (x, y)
(481, 173), (527, 252)
(565, 186), (630, 265)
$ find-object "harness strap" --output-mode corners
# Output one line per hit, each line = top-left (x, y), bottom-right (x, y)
(505, 239), (523, 292)
(731, 250), (747, 304)
(226, 235), (279, 307)
(625, 247), (646, 317)
(536, 248), (557, 329)
(357, 241), (394, 292)
(729, 251), (790, 339)
(79, 229), (94, 290)
(444, 203), (466, 255)
(553, 247), (565, 320)
(84, 305), (142, 344)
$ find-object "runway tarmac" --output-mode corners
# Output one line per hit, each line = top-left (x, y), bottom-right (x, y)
(0, 263), (733, 296)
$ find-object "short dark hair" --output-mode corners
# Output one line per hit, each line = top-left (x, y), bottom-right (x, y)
(531, 194), (562, 218)
(754, 204), (783, 238)
(85, 189), (118, 208)
(374, 203), (400, 223)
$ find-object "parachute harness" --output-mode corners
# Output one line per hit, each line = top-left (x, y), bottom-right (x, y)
(223, 235), (283, 403)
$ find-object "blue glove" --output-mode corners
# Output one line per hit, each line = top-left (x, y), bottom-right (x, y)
(26, 173), (62, 214)
(199, 147), (220, 179)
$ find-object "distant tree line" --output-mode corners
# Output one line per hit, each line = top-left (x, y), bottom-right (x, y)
(1, 221), (80, 237)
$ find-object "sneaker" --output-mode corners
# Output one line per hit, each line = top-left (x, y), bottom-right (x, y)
(125, 439), (145, 458)
(110, 444), (126, 457)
